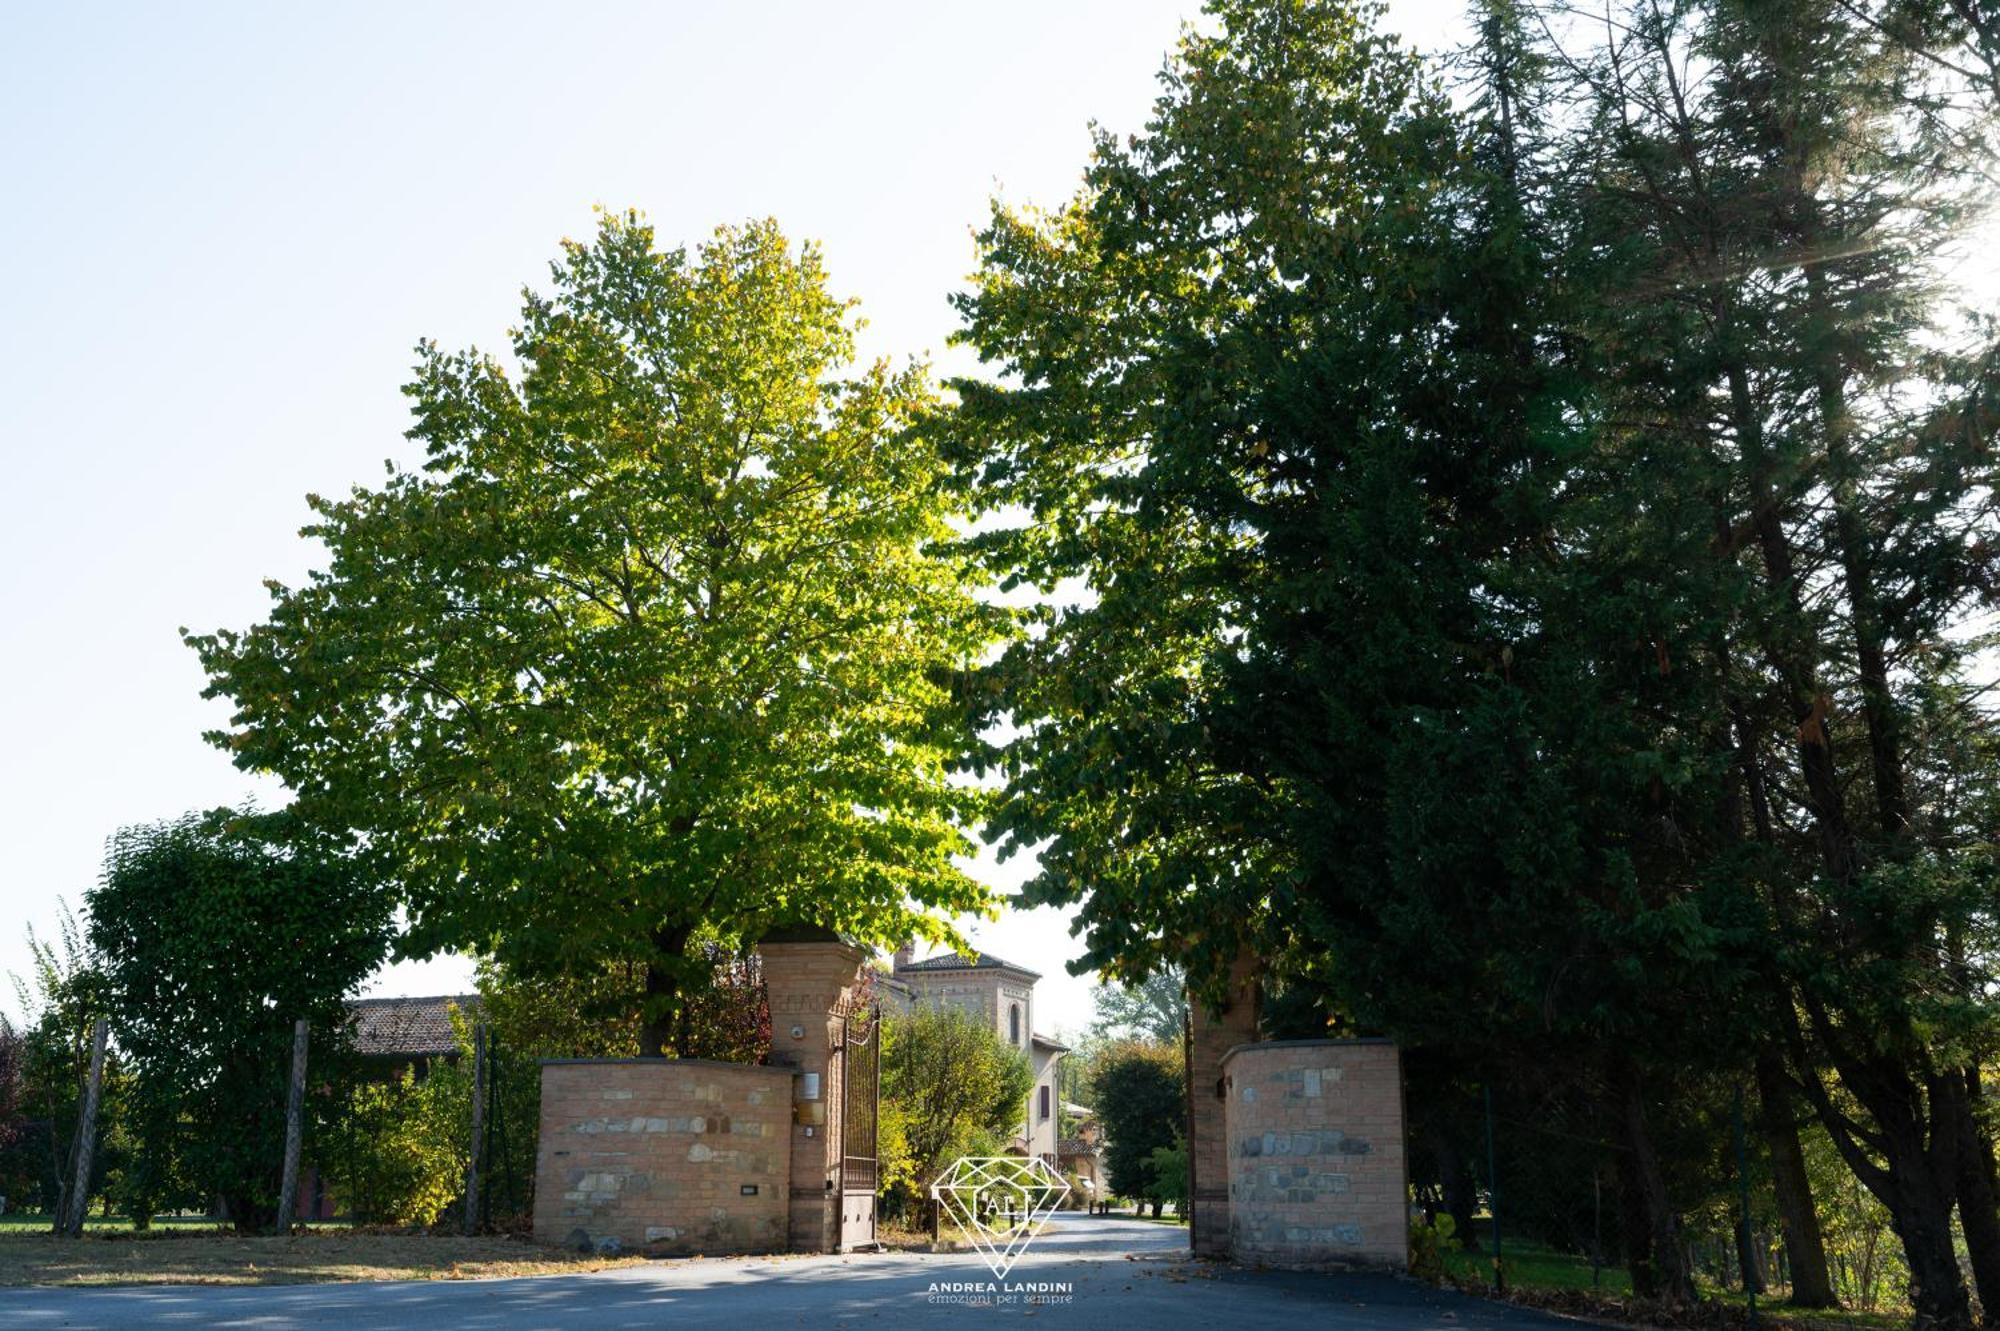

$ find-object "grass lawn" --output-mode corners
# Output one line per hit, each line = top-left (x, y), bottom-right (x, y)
(1442, 1235), (1910, 1331)
(1442, 1236), (1631, 1296)
(0, 1213), (233, 1235)
(0, 1225), (646, 1287)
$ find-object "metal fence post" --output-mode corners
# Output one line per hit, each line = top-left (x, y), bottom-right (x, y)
(1485, 1083), (1504, 1295)
(275, 1019), (309, 1232)
(464, 1022), (487, 1236)
(488, 1031), (514, 1225)
(1592, 1167), (1603, 1288)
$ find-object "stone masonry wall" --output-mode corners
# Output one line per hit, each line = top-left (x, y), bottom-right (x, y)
(534, 1059), (794, 1256)
(1221, 1040), (1406, 1270)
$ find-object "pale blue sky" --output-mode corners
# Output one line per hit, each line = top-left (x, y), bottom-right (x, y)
(0, 1), (1471, 1032)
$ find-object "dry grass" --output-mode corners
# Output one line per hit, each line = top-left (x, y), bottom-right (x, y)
(0, 1229), (648, 1287)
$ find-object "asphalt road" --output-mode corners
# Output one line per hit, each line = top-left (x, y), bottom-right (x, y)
(3, 1217), (1580, 1330)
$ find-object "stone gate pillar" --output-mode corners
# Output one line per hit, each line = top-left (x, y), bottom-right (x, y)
(1187, 947), (1259, 1258)
(758, 926), (869, 1254)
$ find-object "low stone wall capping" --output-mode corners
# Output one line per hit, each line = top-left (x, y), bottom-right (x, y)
(538, 1057), (799, 1069)
(534, 1058), (795, 1256)
(1218, 1038), (1407, 1270)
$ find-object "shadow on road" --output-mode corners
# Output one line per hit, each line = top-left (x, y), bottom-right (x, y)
(2, 1216), (1577, 1331)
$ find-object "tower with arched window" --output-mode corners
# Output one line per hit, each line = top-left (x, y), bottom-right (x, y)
(885, 947), (1071, 1166)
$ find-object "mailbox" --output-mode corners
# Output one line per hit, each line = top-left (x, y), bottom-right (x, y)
(795, 1070), (825, 1124)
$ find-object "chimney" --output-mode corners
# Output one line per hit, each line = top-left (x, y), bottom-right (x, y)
(893, 940), (915, 971)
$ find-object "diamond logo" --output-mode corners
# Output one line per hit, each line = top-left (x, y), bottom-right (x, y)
(929, 1156), (1071, 1279)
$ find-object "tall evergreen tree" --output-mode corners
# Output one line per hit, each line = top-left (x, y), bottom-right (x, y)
(956, 0), (1998, 1318)
(1554, 2), (1999, 1318)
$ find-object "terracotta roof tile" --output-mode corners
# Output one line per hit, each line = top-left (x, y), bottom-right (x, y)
(348, 994), (478, 1059)
(894, 950), (1041, 979)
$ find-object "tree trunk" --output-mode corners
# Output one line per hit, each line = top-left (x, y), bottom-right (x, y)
(1756, 1052), (1837, 1307)
(1615, 1061), (1695, 1306)
(1615, 1139), (1658, 1298)
(1888, 1149), (1972, 1331)
(640, 926), (691, 1058)
(1802, 242), (1909, 843)
(1953, 1070), (2000, 1323)
(1734, 1213), (1765, 1296)
(1796, 1039), (1973, 1331)
(275, 1019), (308, 1234)
(1437, 1136), (1481, 1252)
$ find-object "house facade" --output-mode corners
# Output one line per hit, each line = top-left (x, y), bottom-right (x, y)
(884, 947), (1079, 1174)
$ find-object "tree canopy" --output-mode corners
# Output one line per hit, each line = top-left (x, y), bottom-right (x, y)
(951, 0), (1999, 1320)
(1088, 966), (1186, 1044)
(1090, 1040), (1185, 1213)
(190, 214), (998, 1054)
(881, 1005), (1035, 1203)
(86, 810), (389, 1229)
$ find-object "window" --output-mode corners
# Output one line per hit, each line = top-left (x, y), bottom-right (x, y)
(1009, 1003), (1021, 1046)
(1039, 1084), (1051, 1122)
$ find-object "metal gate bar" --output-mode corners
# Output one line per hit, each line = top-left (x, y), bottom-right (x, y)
(838, 1002), (880, 1249)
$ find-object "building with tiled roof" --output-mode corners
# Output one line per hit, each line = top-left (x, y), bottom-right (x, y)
(887, 944), (1068, 1167)
(348, 994), (479, 1066)
(891, 949), (1041, 979)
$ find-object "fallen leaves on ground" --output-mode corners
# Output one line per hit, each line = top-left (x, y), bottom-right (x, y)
(0, 1231), (648, 1287)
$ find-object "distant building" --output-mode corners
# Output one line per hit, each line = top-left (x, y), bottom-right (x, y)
(884, 947), (1092, 1185)
(290, 994), (480, 1221)
(348, 994), (479, 1080)
(1057, 1108), (1106, 1201)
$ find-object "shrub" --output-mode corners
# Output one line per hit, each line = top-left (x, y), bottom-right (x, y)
(329, 1066), (467, 1226)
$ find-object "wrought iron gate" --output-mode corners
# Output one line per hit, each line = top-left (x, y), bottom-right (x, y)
(837, 1002), (881, 1250)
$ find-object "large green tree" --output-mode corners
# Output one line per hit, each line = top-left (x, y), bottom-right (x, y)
(1552, 1), (2000, 1318)
(953, 0), (1998, 1319)
(881, 1005), (1034, 1205)
(1088, 966), (1185, 1043)
(1090, 1040), (1185, 1215)
(86, 810), (389, 1230)
(952, 0), (1476, 992)
(190, 215), (997, 1055)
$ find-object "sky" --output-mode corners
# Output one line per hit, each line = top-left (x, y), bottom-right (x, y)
(0, 0), (1479, 1035)
(70, 0), (2000, 1046)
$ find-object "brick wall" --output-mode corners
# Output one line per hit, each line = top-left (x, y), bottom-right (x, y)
(761, 936), (868, 1252)
(1188, 950), (1260, 1257)
(1220, 1040), (1407, 1270)
(534, 1059), (794, 1256)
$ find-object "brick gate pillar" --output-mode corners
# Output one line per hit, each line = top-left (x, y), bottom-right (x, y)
(1187, 947), (1259, 1258)
(758, 927), (869, 1254)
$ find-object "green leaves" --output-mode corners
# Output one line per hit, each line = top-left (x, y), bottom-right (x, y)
(1089, 1040), (1184, 1202)
(882, 1006), (1035, 1195)
(191, 213), (1000, 1050)
(949, 0), (1568, 1012)
(85, 809), (390, 1228)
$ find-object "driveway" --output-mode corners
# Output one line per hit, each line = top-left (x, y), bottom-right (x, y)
(2, 1217), (1580, 1330)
